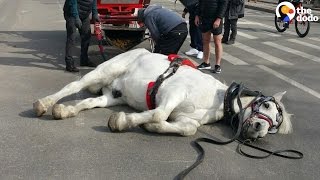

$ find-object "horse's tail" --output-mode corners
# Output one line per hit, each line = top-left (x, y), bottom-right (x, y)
(95, 48), (150, 85)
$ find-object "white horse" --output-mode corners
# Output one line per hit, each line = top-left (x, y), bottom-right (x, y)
(33, 48), (292, 139)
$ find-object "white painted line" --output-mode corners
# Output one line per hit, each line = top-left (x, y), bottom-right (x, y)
(234, 42), (293, 65)
(241, 19), (297, 35)
(237, 31), (258, 39)
(263, 32), (281, 37)
(0, 52), (41, 59)
(287, 39), (320, 51)
(209, 44), (249, 65)
(309, 37), (320, 42)
(257, 65), (320, 99)
(263, 41), (320, 63)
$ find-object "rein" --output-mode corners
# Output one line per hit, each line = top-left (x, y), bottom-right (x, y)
(176, 82), (303, 180)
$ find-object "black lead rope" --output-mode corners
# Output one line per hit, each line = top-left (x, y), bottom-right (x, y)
(175, 83), (303, 180)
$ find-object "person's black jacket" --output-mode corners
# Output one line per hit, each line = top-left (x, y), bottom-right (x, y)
(63, 0), (98, 19)
(225, 0), (245, 19)
(195, 0), (228, 19)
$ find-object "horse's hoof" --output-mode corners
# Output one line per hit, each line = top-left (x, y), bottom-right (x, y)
(108, 112), (128, 132)
(33, 100), (47, 117)
(52, 104), (65, 120)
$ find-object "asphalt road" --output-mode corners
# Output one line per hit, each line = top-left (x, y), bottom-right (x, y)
(0, 0), (319, 179)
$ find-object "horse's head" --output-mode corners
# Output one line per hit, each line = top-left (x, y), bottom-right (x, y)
(241, 91), (293, 139)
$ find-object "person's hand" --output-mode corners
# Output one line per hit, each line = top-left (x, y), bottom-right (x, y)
(74, 17), (82, 29)
(93, 13), (100, 22)
(182, 12), (187, 18)
(194, 15), (200, 26)
(213, 18), (221, 29)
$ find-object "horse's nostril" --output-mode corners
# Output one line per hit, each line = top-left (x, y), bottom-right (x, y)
(254, 122), (262, 131)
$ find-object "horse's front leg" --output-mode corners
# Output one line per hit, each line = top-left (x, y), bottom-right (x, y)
(142, 116), (201, 136)
(52, 88), (125, 119)
(33, 69), (105, 116)
(108, 87), (187, 132)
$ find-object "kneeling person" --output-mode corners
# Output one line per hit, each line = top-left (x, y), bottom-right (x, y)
(137, 5), (188, 55)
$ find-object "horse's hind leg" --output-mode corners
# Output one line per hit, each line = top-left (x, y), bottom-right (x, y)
(52, 88), (124, 119)
(33, 69), (105, 117)
(142, 117), (200, 136)
(108, 88), (188, 132)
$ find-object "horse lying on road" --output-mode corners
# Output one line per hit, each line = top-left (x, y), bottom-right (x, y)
(33, 48), (292, 139)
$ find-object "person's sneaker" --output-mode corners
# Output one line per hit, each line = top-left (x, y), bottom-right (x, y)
(212, 65), (221, 74)
(226, 40), (235, 45)
(80, 60), (96, 67)
(197, 62), (211, 70)
(222, 39), (228, 44)
(196, 51), (203, 59)
(283, 22), (289, 28)
(185, 48), (199, 56)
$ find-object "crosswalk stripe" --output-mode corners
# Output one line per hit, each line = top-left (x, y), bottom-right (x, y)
(263, 42), (320, 63)
(287, 39), (320, 51)
(263, 32), (281, 37)
(234, 42), (293, 65)
(258, 65), (320, 99)
(209, 44), (249, 65)
(308, 37), (320, 42)
(237, 31), (258, 39)
(241, 19), (297, 36)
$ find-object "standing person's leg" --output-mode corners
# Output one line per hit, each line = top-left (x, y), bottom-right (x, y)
(222, 18), (231, 43)
(189, 5), (203, 59)
(79, 16), (95, 67)
(227, 19), (238, 44)
(211, 20), (223, 73)
(64, 15), (79, 72)
(185, 16), (199, 56)
(197, 32), (211, 69)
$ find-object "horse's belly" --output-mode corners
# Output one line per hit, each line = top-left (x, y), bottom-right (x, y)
(113, 59), (169, 111)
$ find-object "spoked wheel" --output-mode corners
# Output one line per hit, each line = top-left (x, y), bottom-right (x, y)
(275, 15), (287, 32)
(295, 16), (310, 38)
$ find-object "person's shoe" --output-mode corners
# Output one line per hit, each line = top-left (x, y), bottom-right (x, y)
(80, 59), (96, 67)
(65, 59), (79, 72)
(66, 66), (79, 72)
(222, 38), (228, 44)
(197, 62), (211, 70)
(196, 51), (203, 59)
(226, 40), (235, 45)
(185, 48), (199, 56)
(212, 65), (221, 74)
(284, 22), (289, 28)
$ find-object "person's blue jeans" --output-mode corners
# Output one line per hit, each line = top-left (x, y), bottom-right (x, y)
(188, 5), (203, 52)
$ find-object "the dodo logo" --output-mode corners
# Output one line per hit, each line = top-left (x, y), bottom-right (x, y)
(276, 2), (296, 23)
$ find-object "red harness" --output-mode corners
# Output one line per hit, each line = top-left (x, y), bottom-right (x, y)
(145, 54), (196, 110)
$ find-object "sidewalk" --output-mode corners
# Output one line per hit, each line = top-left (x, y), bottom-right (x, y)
(245, 0), (320, 22)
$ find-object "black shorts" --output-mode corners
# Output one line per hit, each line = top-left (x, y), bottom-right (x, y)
(199, 18), (223, 35)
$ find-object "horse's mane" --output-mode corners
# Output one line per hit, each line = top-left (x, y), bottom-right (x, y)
(276, 100), (293, 134)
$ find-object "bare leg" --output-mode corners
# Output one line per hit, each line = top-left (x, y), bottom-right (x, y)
(202, 32), (212, 64)
(213, 34), (222, 66)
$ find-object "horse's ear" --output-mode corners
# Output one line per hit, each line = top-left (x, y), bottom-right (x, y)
(273, 91), (286, 102)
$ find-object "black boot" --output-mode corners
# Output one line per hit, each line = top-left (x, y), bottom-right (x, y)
(80, 57), (96, 67)
(65, 59), (79, 72)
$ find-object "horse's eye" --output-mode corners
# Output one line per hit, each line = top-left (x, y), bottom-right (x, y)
(263, 103), (270, 109)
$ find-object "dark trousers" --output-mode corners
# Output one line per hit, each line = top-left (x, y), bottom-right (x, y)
(64, 15), (91, 63)
(154, 23), (188, 55)
(188, 5), (203, 51)
(223, 18), (238, 41)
